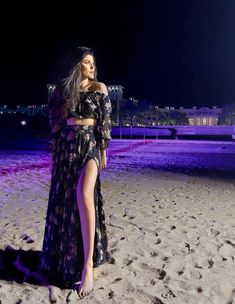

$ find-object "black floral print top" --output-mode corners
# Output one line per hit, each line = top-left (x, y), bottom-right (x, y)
(47, 91), (112, 153)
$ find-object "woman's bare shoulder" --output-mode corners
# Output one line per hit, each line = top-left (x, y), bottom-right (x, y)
(90, 81), (108, 95)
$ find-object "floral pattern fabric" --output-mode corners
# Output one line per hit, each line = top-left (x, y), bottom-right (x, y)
(48, 91), (112, 153)
(40, 123), (112, 288)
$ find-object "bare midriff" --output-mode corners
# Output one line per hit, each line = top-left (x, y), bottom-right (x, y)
(67, 117), (97, 126)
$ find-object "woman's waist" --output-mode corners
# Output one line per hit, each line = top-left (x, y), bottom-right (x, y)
(67, 117), (97, 126)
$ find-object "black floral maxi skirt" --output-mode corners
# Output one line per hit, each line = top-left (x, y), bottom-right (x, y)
(39, 125), (112, 288)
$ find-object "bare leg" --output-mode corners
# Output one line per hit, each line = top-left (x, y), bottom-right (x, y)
(76, 158), (98, 298)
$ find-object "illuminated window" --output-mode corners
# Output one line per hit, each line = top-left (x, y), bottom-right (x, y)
(202, 117), (207, 125)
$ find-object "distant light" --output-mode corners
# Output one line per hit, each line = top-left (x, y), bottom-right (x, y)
(21, 120), (27, 126)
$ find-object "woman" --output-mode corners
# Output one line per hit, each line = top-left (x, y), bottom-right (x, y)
(40, 46), (113, 299)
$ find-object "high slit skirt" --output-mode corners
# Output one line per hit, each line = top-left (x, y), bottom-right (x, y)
(39, 124), (112, 288)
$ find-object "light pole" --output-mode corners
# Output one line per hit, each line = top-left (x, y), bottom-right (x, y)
(46, 84), (56, 105)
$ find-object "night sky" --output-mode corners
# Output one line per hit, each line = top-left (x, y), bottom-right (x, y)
(1, 0), (235, 108)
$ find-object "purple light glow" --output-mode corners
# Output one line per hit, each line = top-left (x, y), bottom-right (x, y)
(1, 140), (235, 176)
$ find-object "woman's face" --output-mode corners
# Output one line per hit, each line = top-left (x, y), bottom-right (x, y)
(80, 54), (96, 79)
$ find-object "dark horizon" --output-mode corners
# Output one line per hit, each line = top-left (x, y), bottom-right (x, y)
(1, 1), (235, 108)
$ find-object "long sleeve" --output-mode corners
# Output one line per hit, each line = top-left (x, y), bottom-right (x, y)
(47, 86), (66, 153)
(96, 93), (112, 150)
(47, 121), (63, 153)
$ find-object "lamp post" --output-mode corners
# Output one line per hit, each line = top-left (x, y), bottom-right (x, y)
(46, 84), (56, 105)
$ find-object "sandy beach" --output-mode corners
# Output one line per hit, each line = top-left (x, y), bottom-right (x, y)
(0, 140), (235, 304)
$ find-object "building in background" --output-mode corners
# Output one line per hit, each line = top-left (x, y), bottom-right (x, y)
(0, 84), (223, 126)
(179, 106), (222, 126)
(0, 104), (47, 115)
(107, 85), (124, 126)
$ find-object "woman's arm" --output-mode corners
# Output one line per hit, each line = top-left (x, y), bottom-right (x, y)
(96, 83), (112, 169)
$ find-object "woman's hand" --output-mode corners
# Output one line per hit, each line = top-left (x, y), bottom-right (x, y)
(99, 149), (107, 170)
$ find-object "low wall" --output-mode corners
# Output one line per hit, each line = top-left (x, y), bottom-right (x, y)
(111, 125), (235, 140)
(0, 126), (235, 151)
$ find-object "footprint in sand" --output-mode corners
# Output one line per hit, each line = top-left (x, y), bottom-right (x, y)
(150, 278), (157, 286)
(177, 267), (185, 275)
(150, 251), (158, 257)
(177, 280), (194, 291)
(111, 277), (123, 284)
(123, 256), (138, 266)
(161, 289), (176, 299)
(98, 270), (109, 278)
(110, 240), (119, 248)
(138, 263), (166, 280)
(225, 240), (235, 249)
(185, 243), (196, 254)
(208, 259), (214, 268)
(209, 228), (220, 237)
(184, 267), (202, 280)
(155, 238), (161, 245)
(19, 233), (35, 244)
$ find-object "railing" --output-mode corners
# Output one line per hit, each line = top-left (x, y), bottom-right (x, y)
(111, 126), (235, 141)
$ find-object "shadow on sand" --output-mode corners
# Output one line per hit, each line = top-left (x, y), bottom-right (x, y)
(0, 246), (69, 289)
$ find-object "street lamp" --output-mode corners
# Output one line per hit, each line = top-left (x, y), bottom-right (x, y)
(46, 84), (56, 105)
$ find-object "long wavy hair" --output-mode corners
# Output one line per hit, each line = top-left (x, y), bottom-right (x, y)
(48, 46), (98, 134)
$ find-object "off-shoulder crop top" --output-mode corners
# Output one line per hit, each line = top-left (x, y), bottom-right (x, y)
(47, 90), (112, 153)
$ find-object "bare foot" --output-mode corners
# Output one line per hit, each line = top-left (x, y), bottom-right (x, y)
(77, 266), (94, 298)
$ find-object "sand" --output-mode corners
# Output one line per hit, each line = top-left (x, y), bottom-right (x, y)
(0, 140), (235, 304)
